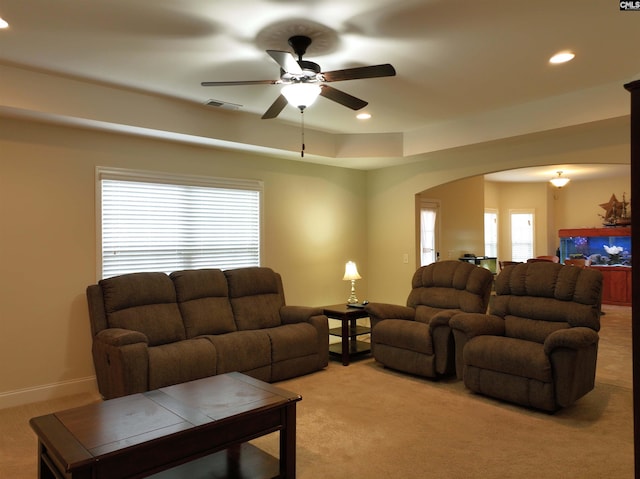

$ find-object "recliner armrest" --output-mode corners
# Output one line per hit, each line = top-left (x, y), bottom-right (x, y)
(280, 305), (324, 324)
(450, 313), (504, 380)
(95, 328), (148, 347)
(430, 310), (460, 329)
(449, 313), (504, 339)
(544, 327), (599, 354)
(364, 303), (415, 322)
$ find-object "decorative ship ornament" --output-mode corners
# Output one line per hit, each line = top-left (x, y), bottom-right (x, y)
(599, 192), (631, 226)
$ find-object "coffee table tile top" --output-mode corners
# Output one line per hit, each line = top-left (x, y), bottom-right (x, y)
(53, 373), (298, 458)
(55, 394), (192, 457)
(155, 374), (282, 420)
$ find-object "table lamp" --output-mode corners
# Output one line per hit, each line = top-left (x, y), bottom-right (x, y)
(343, 261), (362, 304)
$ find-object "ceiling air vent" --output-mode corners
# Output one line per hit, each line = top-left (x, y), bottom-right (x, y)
(204, 99), (241, 110)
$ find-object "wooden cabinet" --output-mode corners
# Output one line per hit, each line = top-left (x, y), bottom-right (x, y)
(591, 266), (632, 306)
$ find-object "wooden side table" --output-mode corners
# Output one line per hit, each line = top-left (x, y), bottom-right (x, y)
(323, 304), (371, 366)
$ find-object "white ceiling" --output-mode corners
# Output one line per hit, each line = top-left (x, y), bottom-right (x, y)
(0, 0), (638, 174)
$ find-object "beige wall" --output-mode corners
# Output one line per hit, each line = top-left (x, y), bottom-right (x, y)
(419, 176), (485, 260)
(0, 117), (367, 406)
(554, 176), (631, 229)
(0, 114), (631, 407)
(492, 181), (551, 259)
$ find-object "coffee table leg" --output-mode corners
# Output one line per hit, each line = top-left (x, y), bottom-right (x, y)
(37, 442), (62, 479)
(280, 402), (297, 478)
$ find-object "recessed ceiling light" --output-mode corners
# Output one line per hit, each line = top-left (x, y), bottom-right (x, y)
(356, 112), (371, 120)
(0, 17), (9, 29)
(549, 51), (575, 64)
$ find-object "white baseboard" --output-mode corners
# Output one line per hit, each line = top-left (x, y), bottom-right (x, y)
(0, 376), (99, 410)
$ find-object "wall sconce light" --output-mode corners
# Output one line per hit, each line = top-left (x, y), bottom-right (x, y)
(550, 171), (570, 188)
(342, 261), (362, 304)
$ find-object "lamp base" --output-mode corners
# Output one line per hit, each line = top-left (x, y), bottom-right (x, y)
(347, 280), (358, 304)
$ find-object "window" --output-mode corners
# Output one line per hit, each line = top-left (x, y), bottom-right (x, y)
(419, 199), (440, 266)
(98, 167), (262, 279)
(510, 210), (534, 262)
(484, 209), (498, 257)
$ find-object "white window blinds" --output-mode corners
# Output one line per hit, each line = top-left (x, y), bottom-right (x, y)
(98, 168), (262, 279)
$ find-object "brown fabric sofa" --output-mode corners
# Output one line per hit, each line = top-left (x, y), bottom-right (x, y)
(364, 261), (494, 378)
(450, 262), (603, 411)
(86, 267), (329, 399)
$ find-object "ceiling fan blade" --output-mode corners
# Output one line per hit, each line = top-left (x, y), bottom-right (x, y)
(261, 94), (289, 119)
(267, 50), (303, 75)
(322, 64), (396, 82)
(319, 85), (368, 110)
(201, 79), (279, 87)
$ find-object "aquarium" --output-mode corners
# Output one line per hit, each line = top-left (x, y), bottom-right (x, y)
(558, 227), (631, 266)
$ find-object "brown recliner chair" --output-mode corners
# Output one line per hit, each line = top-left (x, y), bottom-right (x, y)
(450, 262), (603, 412)
(364, 261), (494, 378)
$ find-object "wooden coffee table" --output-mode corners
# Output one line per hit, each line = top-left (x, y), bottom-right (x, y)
(30, 372), (302, 479)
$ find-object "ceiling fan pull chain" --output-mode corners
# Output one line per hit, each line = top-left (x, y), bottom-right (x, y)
(301, 108), (305, 157)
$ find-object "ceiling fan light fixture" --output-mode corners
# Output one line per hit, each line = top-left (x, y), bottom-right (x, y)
(281, 83), (321, 110)
(550, 171), (570, 188)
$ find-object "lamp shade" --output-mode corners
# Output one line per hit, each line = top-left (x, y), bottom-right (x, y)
(343, 261), (362, 281)
(550, 171), (570, 188)
(281, 83), (321, 109)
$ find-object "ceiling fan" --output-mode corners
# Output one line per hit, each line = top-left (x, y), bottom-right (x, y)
(201, 35), (396, 119)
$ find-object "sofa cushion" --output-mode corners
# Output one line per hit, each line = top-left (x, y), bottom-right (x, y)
(224, 267), (284, 330)
(504, 315), (569, 344)
(464, 335), (552, 383)
(148, 338), (218, 390)
(205, 330), (272, 374)
(170, 269), (237, 337)
(100, 272), (185, 346)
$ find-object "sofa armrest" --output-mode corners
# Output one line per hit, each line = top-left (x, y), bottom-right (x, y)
(95, 328), (149, 346)
(544, 327), (599, 354)
(430, 310), (460, 376)
(308, 313), (330, 368)
(92, 329), (150, 399)
(280, 305), (324, 324)
(279, 306), (329, 369)
(450, 313), (504, 379)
